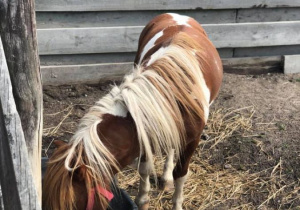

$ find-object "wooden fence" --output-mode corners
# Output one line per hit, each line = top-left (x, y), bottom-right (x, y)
(0, 37), (41, 210)
(35, 0), (300, 85)
(0, 188), (3, 210)
(0, 0), (42, 208)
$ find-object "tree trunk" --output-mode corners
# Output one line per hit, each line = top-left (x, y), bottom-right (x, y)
(0, 0), (43, 201)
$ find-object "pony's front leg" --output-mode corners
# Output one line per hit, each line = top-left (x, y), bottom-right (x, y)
(135, 156), (152, 210)
(172, 139), (200, 210)
(161, 149), (175, 191)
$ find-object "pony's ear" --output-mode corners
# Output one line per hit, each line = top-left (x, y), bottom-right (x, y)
(53, 140), (67, 148)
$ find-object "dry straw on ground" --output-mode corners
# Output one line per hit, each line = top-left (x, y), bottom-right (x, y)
(118, 107), (300, 209)
(43, 106), (300, 209)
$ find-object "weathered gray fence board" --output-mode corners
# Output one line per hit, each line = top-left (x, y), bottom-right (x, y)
(35, 0), (300, 11)
(36, 10), (236, 28)
(284, 54), (300, 74)
(37, 21), (300, 55)
(204, 21), (300, 48)
(0, 37), (41, 210)
(41, 63), (133, 85)
(237, 8), (300, 23)
(40, 53), (136, 66)
(222, 56), (282, 74)
(41, 56), (283, 85)
(39, 48), (233, 66)
(38, 26), (140, 55)
(234, 45), (300, 57)
(0, 186), (3, 210)
(0, 0), (43, 200)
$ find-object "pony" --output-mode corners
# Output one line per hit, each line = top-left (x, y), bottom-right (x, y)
(42, 13), (223, 210)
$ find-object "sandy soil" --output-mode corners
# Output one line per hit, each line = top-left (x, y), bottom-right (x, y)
(43, 73), (300, 209)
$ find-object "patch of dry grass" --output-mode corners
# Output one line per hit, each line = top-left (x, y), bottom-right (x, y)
(117, 107), (300, 209)
(43, 105), (300, 209)
(202, 106), (254, 149)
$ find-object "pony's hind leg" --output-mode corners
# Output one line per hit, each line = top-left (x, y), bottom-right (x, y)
(135, 155), (152, 210)
(172, 139), (200, 210)
(161, 149), (175, 191)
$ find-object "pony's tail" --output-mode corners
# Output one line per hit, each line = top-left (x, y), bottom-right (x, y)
(120, 67), (185, 171)
(119, 33), (209, 170)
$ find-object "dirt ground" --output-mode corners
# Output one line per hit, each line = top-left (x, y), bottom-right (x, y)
(43, 73), (300, 209)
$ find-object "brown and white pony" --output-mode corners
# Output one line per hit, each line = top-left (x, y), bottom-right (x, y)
(42, 13), (223, 210)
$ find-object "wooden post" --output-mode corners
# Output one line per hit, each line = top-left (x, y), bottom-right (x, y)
(0, 37), (41, 209)
(0, 0), (43, 200)
(0, 186), (3, 210)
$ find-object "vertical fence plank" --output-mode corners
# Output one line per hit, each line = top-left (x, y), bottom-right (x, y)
(0, 0), (43, 200)
(0, 186), (3, 210)
(0, 37), (41, 210)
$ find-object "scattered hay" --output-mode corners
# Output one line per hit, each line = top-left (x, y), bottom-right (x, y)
(42, 104), (87, 156)
(43, 105), (300, 209)
(201, 106), (254, 149)
(43, 105), (74, 137)
(118, 107), (300, 209)
(118, 157), (300, 209)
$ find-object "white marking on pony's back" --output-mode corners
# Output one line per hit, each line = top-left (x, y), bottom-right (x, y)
(139, 30), (163, 64)
(146, 46), (169, 66)
(197, 77), (210, 121)
(168, 13), (191, 27)
(190, 49), (210, 119)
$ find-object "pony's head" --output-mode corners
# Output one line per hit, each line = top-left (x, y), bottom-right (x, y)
(42, 140), (113, 210)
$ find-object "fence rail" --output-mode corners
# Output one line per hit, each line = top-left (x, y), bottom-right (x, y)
(35, 0), (300, 11)
(41, 56), (283, 85)
(34, 1), (300, 85)
(37, 21), (300, 55)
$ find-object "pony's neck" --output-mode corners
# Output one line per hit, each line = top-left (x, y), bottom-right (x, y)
(96, 113), (139, 171)
(92, 85), (140, 170)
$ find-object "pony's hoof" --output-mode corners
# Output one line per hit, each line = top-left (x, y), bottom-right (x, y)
(135, 196), (150, 210)
(201, 133), (210, 140)
(160, 179), (174, 192)
(138, 201), (149, 210)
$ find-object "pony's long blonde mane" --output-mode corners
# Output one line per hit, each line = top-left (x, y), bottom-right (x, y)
(43, 144), (79, 210)
(43, 32), (208, 209)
